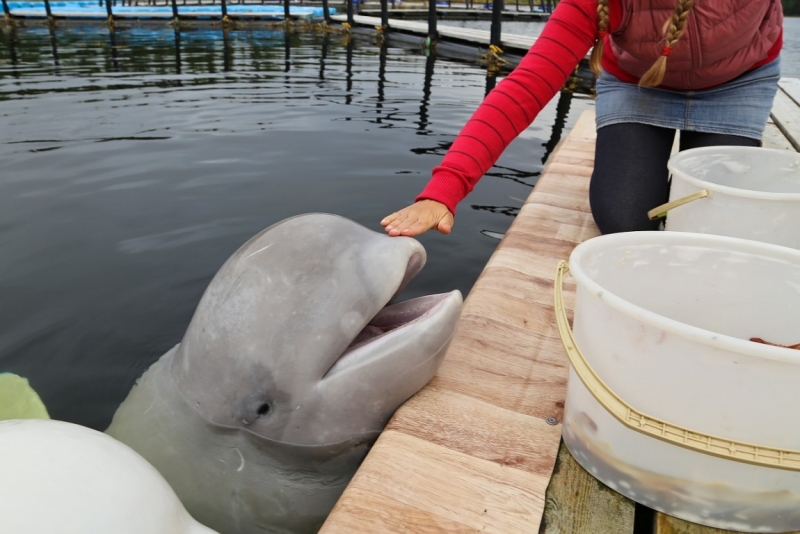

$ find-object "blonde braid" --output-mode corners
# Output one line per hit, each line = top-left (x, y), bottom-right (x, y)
(589, 0), (610, 74)
(639, 0), (695, 88)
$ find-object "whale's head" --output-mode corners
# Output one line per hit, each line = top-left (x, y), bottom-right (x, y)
(172, 213), (461, 445)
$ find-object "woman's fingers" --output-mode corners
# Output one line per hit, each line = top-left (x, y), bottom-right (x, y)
(381, 200), (453, 237)
(437, 212), (454, 234)
(380, 211), (402, 227)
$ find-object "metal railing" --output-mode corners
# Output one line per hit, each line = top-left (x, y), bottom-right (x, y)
(1, 0), (557, 31)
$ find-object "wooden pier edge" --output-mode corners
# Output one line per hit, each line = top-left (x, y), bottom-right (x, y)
(321, 109), (616, 533)
(321, 81), (800, 534)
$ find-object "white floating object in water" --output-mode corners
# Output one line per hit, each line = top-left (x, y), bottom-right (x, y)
(0, 419), (217, 534)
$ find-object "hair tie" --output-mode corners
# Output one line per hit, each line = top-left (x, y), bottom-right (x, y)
(661, 45), (673, 57)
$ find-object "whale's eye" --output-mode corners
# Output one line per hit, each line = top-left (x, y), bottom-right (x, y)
(257, 403), (271, 416)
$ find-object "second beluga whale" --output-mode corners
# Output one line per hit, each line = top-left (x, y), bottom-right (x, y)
(106, 213), (462, 534)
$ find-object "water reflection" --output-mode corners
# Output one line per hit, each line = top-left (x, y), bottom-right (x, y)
(108, 26), (120, 71)
(173, 27), (181, 75)
(0, 24), (591, 428)
(4, 24), (18, 78)
(317, 31), (328, 82)
(417, 52), (434, 133)
(345, 33), (353, 104)
(48, 25), (60, 69)
(223, 28), (233, 72)
(376, 38), (387, 124)
(542, 90), (572, 163)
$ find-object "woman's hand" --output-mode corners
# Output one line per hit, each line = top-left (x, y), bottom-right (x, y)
(381, 200), (454, 237)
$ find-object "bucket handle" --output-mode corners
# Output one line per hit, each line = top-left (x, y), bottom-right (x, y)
(647, 189), (709, 221)
(554, 260), (800, 471)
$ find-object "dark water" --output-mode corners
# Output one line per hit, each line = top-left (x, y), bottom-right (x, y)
(0, 24), (590, 429)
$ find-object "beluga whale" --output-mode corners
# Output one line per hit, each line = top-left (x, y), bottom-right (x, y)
(106, 213), (462, 534)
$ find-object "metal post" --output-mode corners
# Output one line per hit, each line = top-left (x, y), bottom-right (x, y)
(103, 0), (113, 23)
(346, 0), (353, 26)
(283, 0), (290, 24)
(380, 0), (387, 29)
(322, 0), (330, 23)
(489, 0), (502, 47)
(427, 0), (437, 41)
(221, 0), (228, 20)
(484, 71), (497, 96)
(170, 0), (178, 21)
(43, 0), (53, 19)
(2, 0), (11, 19)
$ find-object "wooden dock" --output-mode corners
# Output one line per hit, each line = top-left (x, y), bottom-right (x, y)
(332, 13), (537, 53)
(321, 78), (800, 534)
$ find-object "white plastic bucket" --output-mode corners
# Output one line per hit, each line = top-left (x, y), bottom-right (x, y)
(651, 147), (800, 249)
(556, 231), (800, 533)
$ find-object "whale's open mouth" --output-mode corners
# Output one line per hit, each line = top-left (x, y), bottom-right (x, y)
(323, 252), (461, 377)
(344, 294), (454, 352)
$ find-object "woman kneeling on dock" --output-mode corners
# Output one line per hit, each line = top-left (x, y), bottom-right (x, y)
(381, 0), (783, 236)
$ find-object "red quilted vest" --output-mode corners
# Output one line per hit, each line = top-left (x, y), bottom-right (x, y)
(608, 0), (783, 90)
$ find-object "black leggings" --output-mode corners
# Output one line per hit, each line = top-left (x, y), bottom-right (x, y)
(589, 123), (760, 235)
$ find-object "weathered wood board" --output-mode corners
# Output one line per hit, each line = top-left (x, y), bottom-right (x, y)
(770, 82), (800, 151)
(331, 14), (536, 51)
(321, 78), (800, 533)
(320, 109), (634, 533)
(655, 514), (800, 534)
(541, 441), (636, 534)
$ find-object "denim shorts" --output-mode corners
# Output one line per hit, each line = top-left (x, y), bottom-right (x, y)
(595, 58), (781, 140)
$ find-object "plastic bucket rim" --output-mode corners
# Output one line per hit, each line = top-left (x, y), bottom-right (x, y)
(667, 146), (800, 201)
(568, 231), (800, 365)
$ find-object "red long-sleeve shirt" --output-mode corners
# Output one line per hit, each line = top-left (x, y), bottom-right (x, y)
(416, 0), (782, 215)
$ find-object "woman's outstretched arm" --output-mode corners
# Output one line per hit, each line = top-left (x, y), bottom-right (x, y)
(383, 0), (598, 236)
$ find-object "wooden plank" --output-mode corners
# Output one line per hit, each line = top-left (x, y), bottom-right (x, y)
(326, 431), (550, 534)
(762, 119), (795, 151)
(326, 487), (482, 533)
(385, 386), (561, 478)
(770, 87), (800, 152)
(541, 441), (635, 534)
(322, 109), (635, 533)
(779, 78), (800, 107)
(331, 14), (536, 52)
(655, 514), (800, 534)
